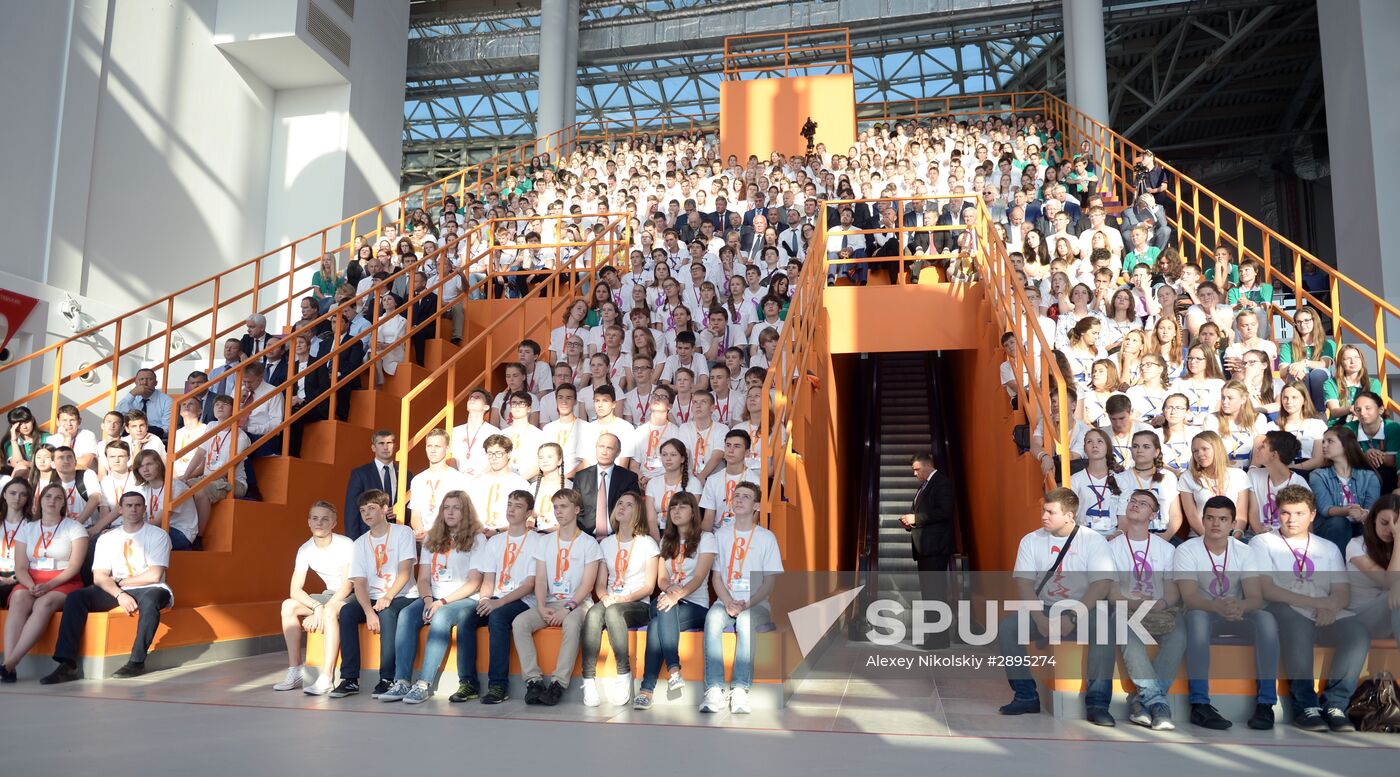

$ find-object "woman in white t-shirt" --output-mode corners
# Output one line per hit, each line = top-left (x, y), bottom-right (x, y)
(579, 492), (659, 707)
(1069, 429), (1123, 535)
(1127, 354), (1170, 425)
(530, 443), (570, 533)
(1345, 495), (1399, 639)
(0, 483), (89, 682)
(644, 439), (700, 539)
(134, 449), (210, 551)
(634, 493), (716, 710)
(1210, 381), (1274, 469)
(382, 491), (486, 704)
(1111, 430), (1182, 537)
(1178, 431), (1251, 538)
(1275, 382), (1328, 470)
(1170, 345), (1225, 430)
(1158, 393), (1195, 474)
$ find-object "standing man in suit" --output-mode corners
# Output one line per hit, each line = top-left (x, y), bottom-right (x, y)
(407, 270), (438, 366)
(900, 452), (956, 647)
(573, 432), (641, 540)
(343, 430), (406, 539)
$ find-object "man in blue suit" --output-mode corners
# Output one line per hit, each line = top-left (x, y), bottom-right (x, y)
(343, 430), (410, 539)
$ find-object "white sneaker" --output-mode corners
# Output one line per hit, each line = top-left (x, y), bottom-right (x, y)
(729, 687), (751, 714)
(379, 679), (412, 702)
(273, 666), (303, 691)
(609, 673), (633, 706)
(303, 675), (333, 696)
(582, 678), (601, 707)
(667, 669), (686, 693)
(699, 686), (727, 713)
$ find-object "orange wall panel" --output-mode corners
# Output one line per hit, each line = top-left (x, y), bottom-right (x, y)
(719, 74), (855, 162)
(823, 284), (987, 354)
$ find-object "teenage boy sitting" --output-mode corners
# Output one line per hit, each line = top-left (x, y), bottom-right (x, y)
(1249, 485), (1369, 732)
(330, 489), (418, 699)
(276, 501), (353, 695)
(997, 487), (1117, 726)
(457, 490), (541, 704)
(41, 491), (173, 683)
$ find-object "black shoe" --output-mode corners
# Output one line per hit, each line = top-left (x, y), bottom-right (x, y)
(451, 337), (462, 346)
(111, 662), (145, 678)
(328, 679), (360, 698)
(0, 664), (17, 683)
(481, 684), (509, 705)
(1086, 707), (1116, 727)
(1323, 707), (1354, 732)
(1292, 707), (1327, 732)
(369, 679), (392, 698)
(1247, 703), (1275, 730)
(39, 663), (81, 685)
(997, 697), (1041, 715)
(449, 681), (479, 703)
(1189, 703), (1232, 730)
(524, 679), (544, 705)
(542, 680), (565, 706)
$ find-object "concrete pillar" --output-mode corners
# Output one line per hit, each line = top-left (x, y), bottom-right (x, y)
(1062, 0), (1078, 107)
(536, 0), (567, 147)
(561, 0), (580, 129)
(1319, 0), (1400, 311)
(1065, 0), (1109, 125)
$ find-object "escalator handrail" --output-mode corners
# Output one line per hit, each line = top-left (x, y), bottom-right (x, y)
(856, 355), (882, 575)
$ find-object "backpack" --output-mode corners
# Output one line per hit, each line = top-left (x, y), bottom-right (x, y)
(1348, 671), (1400, 733)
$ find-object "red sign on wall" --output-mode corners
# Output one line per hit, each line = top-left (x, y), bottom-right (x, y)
(0, 289), (40, 354)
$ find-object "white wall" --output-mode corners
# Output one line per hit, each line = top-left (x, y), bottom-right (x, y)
(0, 0), (409, 418)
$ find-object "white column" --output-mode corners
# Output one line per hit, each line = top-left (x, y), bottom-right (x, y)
(1065, 0), (1109, 124)
(536, 0), (567, 147)
(561, 0), (580, 129)
(1062, 0), (1078, 107)
(1320, 0), (1400, 307)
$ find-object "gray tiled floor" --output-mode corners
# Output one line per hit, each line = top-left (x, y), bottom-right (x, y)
(1, 653), (1396, 775)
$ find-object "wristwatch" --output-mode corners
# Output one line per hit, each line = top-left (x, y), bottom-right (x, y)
(564, 600), (577, 611)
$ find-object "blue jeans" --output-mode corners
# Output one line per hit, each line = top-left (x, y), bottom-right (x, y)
(996, 610), (1113, 710)
(1269, 603), (1370, 714)
(168, 529), (193, 551)
(467, 272), (487, 300)
(392, 597), (477, 684)
(336, 596), (415, 682)
(1301, 367), (1329, 415)
(1119, 619), (1187, 708)
(1355, 597), (1400, 640)
(1312, 515), (1362, 556)
(1184, 608), (1280, 705)
(640, 598), (707, 692)
(459, 598), (528, 688)
(703, 602), (771, 691)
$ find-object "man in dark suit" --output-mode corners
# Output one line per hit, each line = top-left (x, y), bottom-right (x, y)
(330, 306), (365, 421)
(240, 313), (272, 360)
(573, 432), (641, 539)
(901, 452), (956, 647)
(262, 338), (290, 387)
(342, 430), (409, 539)
(406, 271), (438, 366)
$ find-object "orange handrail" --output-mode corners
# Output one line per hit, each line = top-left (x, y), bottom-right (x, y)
(722, 28), (851, 80)
(867, 90), (1398, 412)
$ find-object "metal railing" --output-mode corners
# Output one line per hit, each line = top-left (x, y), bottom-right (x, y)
(722, 28), (852, 80)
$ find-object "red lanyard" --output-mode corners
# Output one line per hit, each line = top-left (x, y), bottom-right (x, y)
(1, 521), (18, 556)
(147, 486), (164, 520)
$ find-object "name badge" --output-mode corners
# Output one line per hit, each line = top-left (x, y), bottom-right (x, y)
(729, 576), (751, 594)
(433, 567), (453, 583)
(646, 456), (662, 471)
(718, 512), (735, 530)
(496, 579), (519, 596)
(611, 579), (628, 595)
(33, 557), (59, 572)
(549, 578), (571, 600)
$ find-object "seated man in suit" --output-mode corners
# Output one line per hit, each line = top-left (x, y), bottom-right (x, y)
(573, 432), (641, 540)
(1119, 193), (1171, 250)
(406, 271), (438, 366)
(824, 207), (868, 285)
(343, 430), (403, 539)
(240, 313), (273, 360)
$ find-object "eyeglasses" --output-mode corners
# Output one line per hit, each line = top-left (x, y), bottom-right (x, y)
(486, 450), (508, 458)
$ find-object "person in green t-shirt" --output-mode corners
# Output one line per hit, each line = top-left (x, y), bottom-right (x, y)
(1122, 223), (1161, 274)
(1323, 344), (1384, 423)
(1344, 391), (1399, 494)
(1278, 306), (1336, 410)
(1226, 259), (1273, 310)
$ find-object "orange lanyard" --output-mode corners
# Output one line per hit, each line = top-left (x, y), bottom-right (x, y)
(554, 534), (575, 582)
(613, 539), (633, 585)
(727, 527), (757, 581)
(499, 536), (524, 586)
(670, 541), (686, 584)
(66, 484), (79, 513)
(693, 433), (709, 476)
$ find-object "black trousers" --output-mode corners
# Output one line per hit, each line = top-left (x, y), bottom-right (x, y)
(914, 552), (952, 649)
(55, 585), (172, 665)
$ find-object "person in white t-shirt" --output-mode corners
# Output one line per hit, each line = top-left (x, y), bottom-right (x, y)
(634, 492), (716, 710)
(50, 447), (102, 530)
(998, 488), (1116, 724)
(625, 390), (682, 486)
(579, 492), (660, 707)
(1250, 485), (1369, 732)
(40, 490), (173, 684)
(1069, 429), (1123, 535)
(183, 395), (250, 503)
(1178, 431), (1251, 538)
(0, 483), (89, 682)
(680, 390), (728, 481)
(513, 488), (603, 706)
(700, 429), (762, 531)
(450, 388), (500, 478)
(584, 384), (635, 453)
(407, 428), (469, 540)
(331, 489), (419, 700)
(1172, 495), (1278, 731)
(380, 490), (488, 704)
(459, 490), (542, 704)
(1111, 431), (1182, 537)
(133, 449), (209, 551)
(1344, 495), (1400, 640)
(1107, 490), (1185, 730)
(468, 434), (532, 535)
(1246, 431), (1309, 536)
(45, 404), (100, 472)
(274, 501), (353, 694)
(701, 481), (780, 714)
(540, 383), (593, 477)
(501, 391), (546, 481)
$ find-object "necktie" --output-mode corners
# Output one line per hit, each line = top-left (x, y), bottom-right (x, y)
(595, 470), (609, 537)
(140, 396), (149, 415)
(381, 465), (393, 503)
